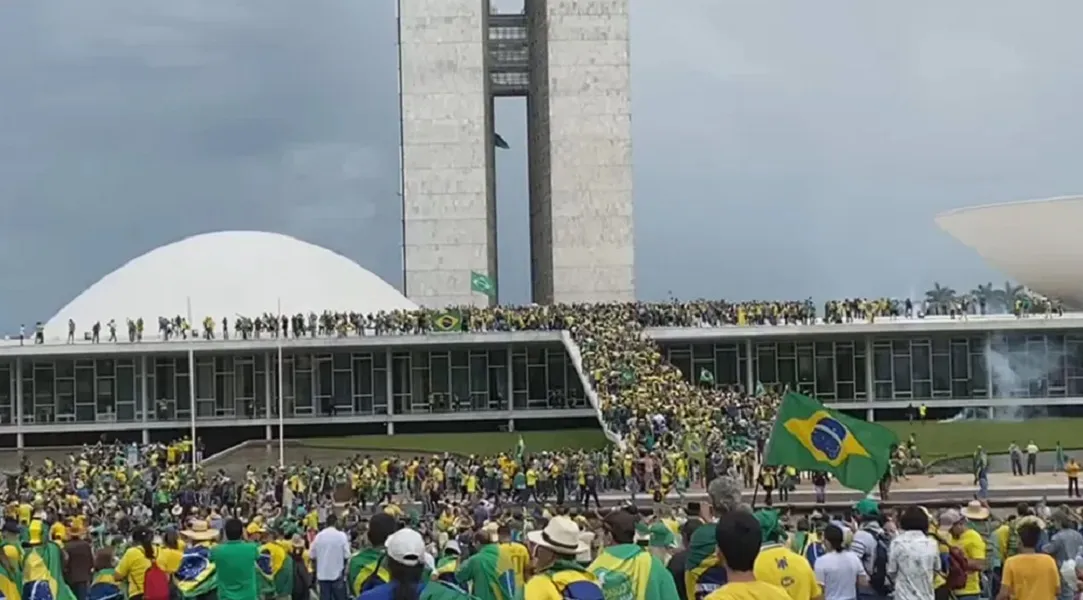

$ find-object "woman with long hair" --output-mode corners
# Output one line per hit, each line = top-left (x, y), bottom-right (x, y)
(113, 526), (157, 600)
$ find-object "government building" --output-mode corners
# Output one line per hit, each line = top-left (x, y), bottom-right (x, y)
(6, 230), (1083, 450)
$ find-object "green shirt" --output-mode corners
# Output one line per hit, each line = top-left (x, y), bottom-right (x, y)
(211, 541), (260, 600)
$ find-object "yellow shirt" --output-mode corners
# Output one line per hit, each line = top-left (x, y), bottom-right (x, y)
(115, 546), (156, 596)
(705, 580), (793, 600)
(522, 568), (600, 600)
(156, 546), (184, 574)
(1001, 553), (1059, 600)
(949, 529), (986, 596)
(499, 542), (530, 591)
(754, 545), (822, 600)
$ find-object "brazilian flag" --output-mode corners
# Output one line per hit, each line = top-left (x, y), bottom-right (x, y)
(174, 547), (217, 598)
(21, 542), (75, 600)
(432, 310), (462, 333)
(764, 392), (896, 492)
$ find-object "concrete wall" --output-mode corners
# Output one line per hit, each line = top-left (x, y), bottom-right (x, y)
(399, 0), (495, 308)
(528, 0), (635, 304)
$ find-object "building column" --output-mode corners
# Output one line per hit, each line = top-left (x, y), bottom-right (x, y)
(864, 336), (875, 401)
(14, 357), (22, 450)
(867, 407), (874, 422)
(264, 352), (273, 441)
(744, 339), (754, 392)
(507, 418), (515, 432)
(139, 353), (148, 441)
(984, 332), (994, 397)
(386, 349), (394, 435)
(506, 347), (514, 411)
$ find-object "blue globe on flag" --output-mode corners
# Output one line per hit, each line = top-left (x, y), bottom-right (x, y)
(810, 417), (849, 461)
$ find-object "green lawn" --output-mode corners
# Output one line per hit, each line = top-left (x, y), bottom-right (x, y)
(882, 418), (1083, 459)
(300, 429), (610, 456)
(299, 419), (1083, 460)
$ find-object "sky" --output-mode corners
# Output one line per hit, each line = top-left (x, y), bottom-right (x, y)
(2, 0), (1083, 326)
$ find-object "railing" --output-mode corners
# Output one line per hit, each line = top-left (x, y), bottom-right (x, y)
(559, 331), (625, 450)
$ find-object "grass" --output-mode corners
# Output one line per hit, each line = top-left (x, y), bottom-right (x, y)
(881, 418), (1083, 458)
(299, 419), (1083, 460)
(300, 429), (610, 456)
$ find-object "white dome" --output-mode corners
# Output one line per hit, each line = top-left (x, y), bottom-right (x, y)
(936, 195), (1083, 307)
(46, 231), (415, 332)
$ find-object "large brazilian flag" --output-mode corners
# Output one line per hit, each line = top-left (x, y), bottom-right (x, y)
(21, 543), (75, 600)
(764, 392), (897, 492)
(174, 547), (217, 599)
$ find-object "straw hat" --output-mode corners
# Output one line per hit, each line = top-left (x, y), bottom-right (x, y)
(182, 520), (219, 541)
(961, 500), (990, 521)
(526, 516), (589, 556)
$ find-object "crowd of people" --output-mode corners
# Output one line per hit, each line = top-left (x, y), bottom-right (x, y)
(21, 289), (1067, 346)
(3, 440), (1074, 600)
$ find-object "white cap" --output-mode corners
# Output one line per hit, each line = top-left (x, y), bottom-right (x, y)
(386, 528), (426, 567)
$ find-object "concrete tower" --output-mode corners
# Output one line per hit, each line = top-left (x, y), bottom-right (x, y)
(398, 0), (634, 308)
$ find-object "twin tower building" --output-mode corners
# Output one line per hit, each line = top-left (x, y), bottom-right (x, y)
(398, 0), (634, 307)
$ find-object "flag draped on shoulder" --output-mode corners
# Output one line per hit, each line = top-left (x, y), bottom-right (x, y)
(87, 569), (123, 600)
(588, 544), (679, 600)
(21, 542), (75, 600)
(258, 543), (293, 599)
(0, 544), (20, 600)
(765, 392), (897, 492)
(174, 547), (217, 599)
(347, 549), (389, 596)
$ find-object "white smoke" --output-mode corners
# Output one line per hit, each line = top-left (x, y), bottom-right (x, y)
(983, 334), (1063, 420)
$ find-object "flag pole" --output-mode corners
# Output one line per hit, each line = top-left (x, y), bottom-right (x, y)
(187, 296), (197, 469)
(277, 297), (285, 469)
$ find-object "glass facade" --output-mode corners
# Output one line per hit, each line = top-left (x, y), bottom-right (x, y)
(663, 331), (1083, 402)
(2, 344), (586, 424)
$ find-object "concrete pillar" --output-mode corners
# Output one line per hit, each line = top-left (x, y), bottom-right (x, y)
(142, 429), (149, 444)
(864, 336), (875, 401)
(506, 347), (514, 410)
(867, 407), (874, 422)
(264, 352), (273, 440)
(140, 355), (149, 423)
(15, 357), (22, 450)
(507, 418), (515, 433)
(744, 339), (754, 392)
(984, 332), (994, 397)
(386, 349), (394, 435)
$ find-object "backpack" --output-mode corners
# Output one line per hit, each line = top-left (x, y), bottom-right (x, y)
(944, 546), (969, 590)
(142, 559), (170, 600)
(863, 530), (893, 596)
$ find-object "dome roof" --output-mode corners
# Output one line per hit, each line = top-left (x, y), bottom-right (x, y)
(935, 195), (1083, 306)
(46, 231), (415, 332)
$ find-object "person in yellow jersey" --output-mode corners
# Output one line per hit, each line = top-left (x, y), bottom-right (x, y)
(752, 510), (822, 600)
(115, 526), (160, 599)
(705, 510), (791, 600)
(521, 516), (601, 599)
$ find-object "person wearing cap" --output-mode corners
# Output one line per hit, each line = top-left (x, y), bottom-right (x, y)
(432, 541), (461, 585)
(588, 509), (679, 600)
(706, 510), (790, 600)
(940, 510), (986, 600)
(848, 499), (888, 600)
(358, 528), (431, 600)
(523, 516), (601, 599)
(752, 510), (821, 600)
(290, 535), (313, 600)
(454, 521), (516, 600)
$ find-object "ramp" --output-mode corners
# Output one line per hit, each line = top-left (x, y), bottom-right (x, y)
(560, 331), (626, 450)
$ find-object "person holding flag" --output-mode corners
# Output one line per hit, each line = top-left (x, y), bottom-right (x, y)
(763, 392), (897, 493)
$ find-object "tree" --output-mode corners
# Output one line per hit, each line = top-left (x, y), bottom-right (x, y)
(970, 282), (995, 313)
(994, 281), (1025, 313)
(924, 282), (957, 315)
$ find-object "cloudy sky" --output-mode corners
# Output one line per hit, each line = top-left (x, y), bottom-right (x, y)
(1, 0), (1081, 326)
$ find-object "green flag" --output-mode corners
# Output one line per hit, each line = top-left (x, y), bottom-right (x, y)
(432, 310), (463, 333)
(470, 271), (495, 297)
(764, 392), (896, 492)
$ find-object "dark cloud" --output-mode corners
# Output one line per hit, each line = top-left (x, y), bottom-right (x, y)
(2, 0), (1083, 327)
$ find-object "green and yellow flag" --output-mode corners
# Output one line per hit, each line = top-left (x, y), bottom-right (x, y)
(470, 271), (496, 298)
(432, 310), (462, 333)
(764, 392), (896, 492)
